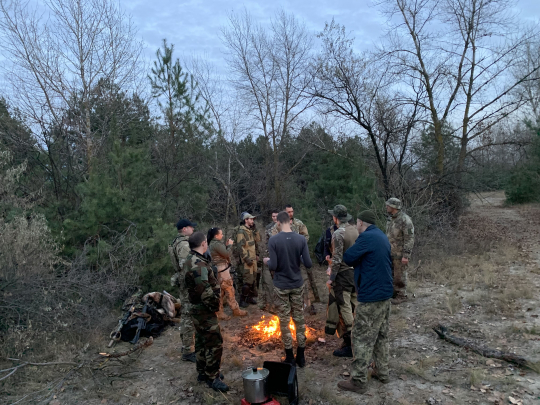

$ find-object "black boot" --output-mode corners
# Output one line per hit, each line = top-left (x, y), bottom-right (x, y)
(240, 284), (251, 308)
(283, 348), (296, 366)
(296, 347), (306, 368)
(333, 346), (353, 357)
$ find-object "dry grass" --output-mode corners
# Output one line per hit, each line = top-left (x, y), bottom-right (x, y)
(469, 368), (485, 386)
(445, 292), (462, 315)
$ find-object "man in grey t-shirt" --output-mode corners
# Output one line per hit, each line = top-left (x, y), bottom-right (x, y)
(264, 211), (312, 368)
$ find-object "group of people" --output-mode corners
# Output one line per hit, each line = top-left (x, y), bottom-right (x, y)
(169, 198), (415, 395)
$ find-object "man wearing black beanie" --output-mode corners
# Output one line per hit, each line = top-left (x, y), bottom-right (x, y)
(338, 210), (393, 395)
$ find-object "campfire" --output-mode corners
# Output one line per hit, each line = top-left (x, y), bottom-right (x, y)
(239, 315), (314, 350)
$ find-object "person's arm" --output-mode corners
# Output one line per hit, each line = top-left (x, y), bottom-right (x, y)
(402, 218), (415, 260)
(267, 238), (278, 272)
(329, 231), (343, 281)
(236, 231), (252, 265)
(299, 221), (309, 242)
(215, 243), (231, 260)
(199, 266), (221, 312)
(176, 240), (190, 270)
(343, 236), (368, 267)
(301, 239), (312, 268)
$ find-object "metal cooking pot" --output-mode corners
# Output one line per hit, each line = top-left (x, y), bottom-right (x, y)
(242, 367), (269, 404)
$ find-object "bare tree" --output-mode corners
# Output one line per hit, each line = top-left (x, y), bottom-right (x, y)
(221, 9), (314, 207)
(0, 0), (143, 174)
(310, 21), (422, 197)
(380, 0), (540, 180)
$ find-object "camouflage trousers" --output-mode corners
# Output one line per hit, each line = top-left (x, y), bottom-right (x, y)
(325, 285), (356, 339)
(303, 265), (321, 302)
(178, 279), (195, 353)
(258, 265), (277, 312)
(190, 306), (223, 379)
(392, 259), (408, 297)
(273, 285), (306, 349)
(351, 299), (391, 385)
(236, 263), (258, 299)
(219, 278), (240, 311)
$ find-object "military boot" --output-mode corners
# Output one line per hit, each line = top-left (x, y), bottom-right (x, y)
(211, 377), (230, 392)
(233, 308), (247, 316)
(216, 309), (230, 321)
(283, 348), (296, 366)
(295, 347), (306, 368)
(182, 351), (197, 362)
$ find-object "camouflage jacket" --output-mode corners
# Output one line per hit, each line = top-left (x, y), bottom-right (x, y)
(330, 223), (359, 281)
(172, 235), (190, 271)
(386, 211), (415, 259)
(184, 251), (220, 312)
(234, 225), (258, 266)
(265, 222), (276, 241)
(269, 218), (309, 241)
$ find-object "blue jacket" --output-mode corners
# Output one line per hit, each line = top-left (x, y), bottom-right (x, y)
(343, 225), (393, 303)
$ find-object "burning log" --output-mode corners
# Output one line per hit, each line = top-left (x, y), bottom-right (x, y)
(240, 315), (315, 351)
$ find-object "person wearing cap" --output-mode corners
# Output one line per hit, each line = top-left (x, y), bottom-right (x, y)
(234, 212), (259, 308)
(385, 197), (415, 304)
(338, 210), (393, 394)
(325, 205), (359, 357)
(170, 218), (198, 362)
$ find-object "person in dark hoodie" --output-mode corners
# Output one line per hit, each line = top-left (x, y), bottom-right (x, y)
(337, 210), (393, 395)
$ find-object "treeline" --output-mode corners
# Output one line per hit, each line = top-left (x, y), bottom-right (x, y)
(0, 0), (539, 347)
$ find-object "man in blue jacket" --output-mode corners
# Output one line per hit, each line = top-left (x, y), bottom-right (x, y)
(338, 210), (393, 394)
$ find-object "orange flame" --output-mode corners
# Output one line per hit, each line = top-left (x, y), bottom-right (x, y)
(251, 315), (306, 340)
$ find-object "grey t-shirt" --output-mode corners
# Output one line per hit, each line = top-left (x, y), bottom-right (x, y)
(267, 231), (313, 289)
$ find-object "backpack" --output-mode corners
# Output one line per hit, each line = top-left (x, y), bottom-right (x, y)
(314, 232), (325, 264)
(168, 235), (182, 273)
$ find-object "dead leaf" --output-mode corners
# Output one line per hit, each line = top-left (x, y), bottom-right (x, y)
(342, 364), (347, 369)
(399, 374), (408, 381)
(343, 371), (350, 377)
(101, 400), (107, 404)
(509, 397), (518, 404)
(486, 359), (495, 366)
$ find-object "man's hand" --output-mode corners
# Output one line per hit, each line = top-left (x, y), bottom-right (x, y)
(402, 257), (409, 265)
(326, 267), (331, 276)
(263, 257), (270, 265)
(326, 279), (332, 291)
(226, 238), (233, 246)
(325, 255), (331, 262)
(256, 255), (260, 261)
(245, 258), (254, 266)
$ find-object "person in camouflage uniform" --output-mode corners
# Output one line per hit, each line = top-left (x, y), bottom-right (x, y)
(207, 227), (247, 320)
(385, 197), (415, 303)
(258, 210), (279, 313)
(325, 205), (359, 358)
(184, 232), (229, 392)
(339, 210), (393, 395)
(234, 212), (259, 308)
(269, 205), (320, 310)
(264, 211), (313, 368)
(170, 218), (197, 362)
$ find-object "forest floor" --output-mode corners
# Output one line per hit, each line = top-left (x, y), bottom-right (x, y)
(2, 191), (540, 405)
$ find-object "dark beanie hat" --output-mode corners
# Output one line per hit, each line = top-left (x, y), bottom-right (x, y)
(357, 210), (377, 224)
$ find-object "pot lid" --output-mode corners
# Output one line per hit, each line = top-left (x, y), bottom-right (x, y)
(242, 367), (269, 380)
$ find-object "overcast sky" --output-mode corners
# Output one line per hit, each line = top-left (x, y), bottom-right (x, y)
(122, 0), (540, 70)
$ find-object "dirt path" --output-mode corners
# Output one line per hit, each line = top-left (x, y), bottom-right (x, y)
(3, 192), (540, 405)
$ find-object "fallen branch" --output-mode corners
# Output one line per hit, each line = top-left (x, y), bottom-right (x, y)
(0, 360), (78, 382)
(433, 324), (534, 370)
